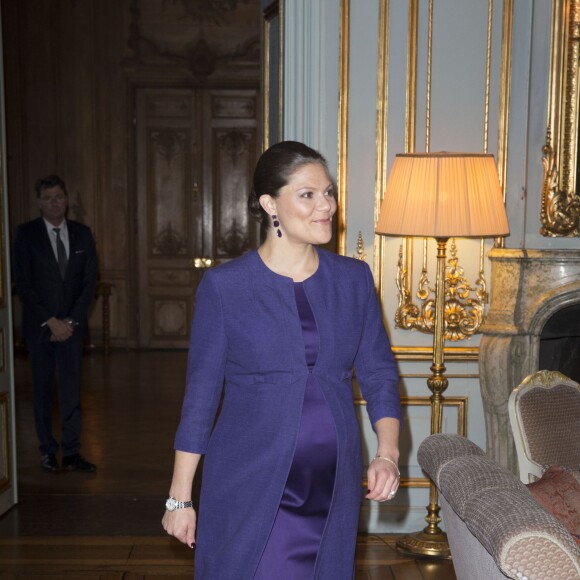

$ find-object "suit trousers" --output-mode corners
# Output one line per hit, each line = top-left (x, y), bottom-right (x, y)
(27, 335), (84, 456)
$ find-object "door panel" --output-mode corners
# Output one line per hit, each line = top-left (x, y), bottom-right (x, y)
(136, 88), (258, 348)
(204, 90), (259, 262)
(213, 129), (257, 258)
(136, 89), (202, 348)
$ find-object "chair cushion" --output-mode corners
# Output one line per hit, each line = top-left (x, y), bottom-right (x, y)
(527, 465), (580, 545)
(518, 384), (580, 468)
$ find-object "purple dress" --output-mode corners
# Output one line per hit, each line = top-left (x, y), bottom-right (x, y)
(253, 282), (338, 579)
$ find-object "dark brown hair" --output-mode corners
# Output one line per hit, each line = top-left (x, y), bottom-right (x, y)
(35, 175), (67, 198)
(247, 141), (330, 231)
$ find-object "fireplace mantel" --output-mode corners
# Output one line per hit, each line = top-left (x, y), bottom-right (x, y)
(479, 248), (580, 472)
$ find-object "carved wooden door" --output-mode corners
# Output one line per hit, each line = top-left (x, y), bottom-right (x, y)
(136, 87), (259, 348)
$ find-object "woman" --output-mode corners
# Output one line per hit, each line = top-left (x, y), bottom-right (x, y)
(163, 141), (402, 579)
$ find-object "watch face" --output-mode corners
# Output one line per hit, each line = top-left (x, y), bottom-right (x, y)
(165, 497), (177, 511)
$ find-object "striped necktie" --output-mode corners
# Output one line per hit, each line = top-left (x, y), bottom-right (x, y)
(53, 227), (68, 279)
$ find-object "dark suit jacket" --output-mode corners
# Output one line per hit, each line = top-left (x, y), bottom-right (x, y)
(174, 248), (402, 579)
(13, 217), (98, 341)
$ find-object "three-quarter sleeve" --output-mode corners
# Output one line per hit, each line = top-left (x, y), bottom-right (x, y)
(174, 271), (227, 453)
(354, 262), (403, 428)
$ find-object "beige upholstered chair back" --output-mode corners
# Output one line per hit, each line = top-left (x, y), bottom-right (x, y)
(508, 370), (580, 483)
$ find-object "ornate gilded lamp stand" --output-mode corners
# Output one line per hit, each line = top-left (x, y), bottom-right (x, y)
(376, 152), (509, 559)
(396, 237), (450, 557)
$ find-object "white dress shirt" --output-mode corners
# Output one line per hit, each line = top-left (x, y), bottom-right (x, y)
(43, 218), (70, 261)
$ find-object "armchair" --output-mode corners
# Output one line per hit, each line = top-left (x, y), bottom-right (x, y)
(508, 370), (580, 483)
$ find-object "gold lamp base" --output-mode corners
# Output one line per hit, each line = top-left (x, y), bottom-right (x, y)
(396, 529), (451, 559)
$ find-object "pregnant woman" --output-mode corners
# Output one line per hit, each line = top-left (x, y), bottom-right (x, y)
(162, 141), (402, 579)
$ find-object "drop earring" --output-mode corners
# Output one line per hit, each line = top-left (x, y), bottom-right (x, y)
(272, 214), (282, 238)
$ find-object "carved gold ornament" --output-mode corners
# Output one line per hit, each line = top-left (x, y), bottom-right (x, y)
(395, 239), (488, 341)
(353, 231), (367, 261)
(541, 132), (580, 236)
(541, 0), (580, 236)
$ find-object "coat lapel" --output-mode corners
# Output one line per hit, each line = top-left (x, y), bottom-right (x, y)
(66, 222), (77, 278)
(64, 220), (86, 281)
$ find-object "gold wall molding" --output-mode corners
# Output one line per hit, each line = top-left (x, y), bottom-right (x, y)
(405, 0), (418, 153)
(541, 0), (580, 236)
(400, 374), (480, 380)
(497, 0), (513, 197)
(392, 345), (479, 362)
(373, 0), (389, 294)
(337, 0), (350, 255)
(424, 0), (433, 151)
(356, 395), (468, 488)
(484, 0), (493, 152)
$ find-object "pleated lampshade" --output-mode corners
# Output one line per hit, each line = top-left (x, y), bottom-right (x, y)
(375, 152), (510, 238)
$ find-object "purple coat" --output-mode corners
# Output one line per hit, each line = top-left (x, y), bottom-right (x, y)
(175, 248), (402, 579)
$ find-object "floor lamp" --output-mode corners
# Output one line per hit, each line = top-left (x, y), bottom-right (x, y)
(375, 152), (510, 558)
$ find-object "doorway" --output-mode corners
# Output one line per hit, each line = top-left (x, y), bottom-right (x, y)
(134, 87), (259, 348)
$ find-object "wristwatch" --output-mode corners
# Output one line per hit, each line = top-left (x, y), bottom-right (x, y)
(165, 497), (193, 511)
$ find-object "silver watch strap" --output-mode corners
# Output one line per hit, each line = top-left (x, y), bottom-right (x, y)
(175, 499), (193, 509)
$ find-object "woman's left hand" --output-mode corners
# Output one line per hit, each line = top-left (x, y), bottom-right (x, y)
(366, 457), (400, 502)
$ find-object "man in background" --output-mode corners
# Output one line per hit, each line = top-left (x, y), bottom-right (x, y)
(13, 175), (98, 472)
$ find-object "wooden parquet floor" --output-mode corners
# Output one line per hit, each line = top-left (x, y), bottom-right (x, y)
(0, 534), (456, 578)
(0, 352), (456, 579)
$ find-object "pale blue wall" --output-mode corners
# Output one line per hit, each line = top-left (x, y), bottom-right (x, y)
(280, 0), (577, 533)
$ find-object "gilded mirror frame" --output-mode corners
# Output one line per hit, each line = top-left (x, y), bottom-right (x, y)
(542, 0), (580, 236)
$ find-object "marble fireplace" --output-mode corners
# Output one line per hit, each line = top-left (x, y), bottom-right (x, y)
(479, 248), (580, 473)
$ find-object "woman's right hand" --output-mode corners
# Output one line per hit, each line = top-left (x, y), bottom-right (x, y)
(162, 507), (197, 548)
